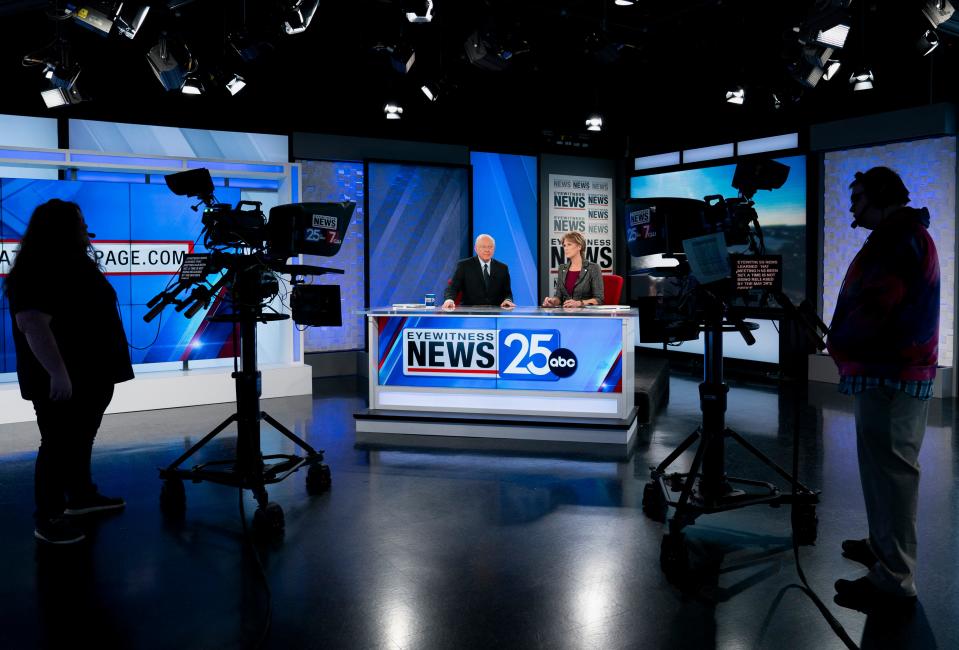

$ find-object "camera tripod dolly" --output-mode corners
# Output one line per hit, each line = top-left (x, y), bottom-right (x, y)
(641, 305), (820, 581)
(158, 257), (336, 536)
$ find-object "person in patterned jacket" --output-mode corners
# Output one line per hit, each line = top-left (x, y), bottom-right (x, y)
(827, 166), (939, 615)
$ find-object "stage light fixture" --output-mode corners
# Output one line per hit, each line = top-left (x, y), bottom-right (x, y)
(229, 32), (274, 63)
(225, 73), (246, 95)
(280, 0), (320, 35)
(814, 22), (850, 48)
(917, 29), (940, 55)
(796, 1), (852, 52)
(116, 4), (150, 39)
(384, 102), (404, 119)
(823, 59), (841, 80)
(922, 0), (955, 27)
(181, 73), (204, 95)
(421, 81), (440, 101)
(790, 45), (833, 88)
(390, 45), (416, 74)
(406, 0), (434, 23)
(146, 37), (197, 92)
(725, 86), (745, 105)
(849, 68), (874, 91)
(40, 63), (85, 108)
(67, 3), (115, 37)
(375, 42), (416, 74)
(614, 0), (637, 5)
(585, 115), (603, 132)
(465, 30), (527, 72)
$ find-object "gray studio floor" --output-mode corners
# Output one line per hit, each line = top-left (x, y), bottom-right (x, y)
(0, 373), (955, 650)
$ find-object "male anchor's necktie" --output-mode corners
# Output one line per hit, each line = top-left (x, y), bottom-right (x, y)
(483, 263), (490, 290)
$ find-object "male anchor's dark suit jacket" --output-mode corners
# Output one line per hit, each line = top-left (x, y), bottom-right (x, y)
(443, 256), (513, 306)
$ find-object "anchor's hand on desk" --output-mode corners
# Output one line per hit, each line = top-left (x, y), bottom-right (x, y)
(562, 298), (586, 308)
(542, 296), (561, 307)
(500, 299), (515, 309)
(442, 299), (456, 310)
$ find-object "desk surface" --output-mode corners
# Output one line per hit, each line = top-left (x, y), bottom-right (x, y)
(366, 306), (637, 318)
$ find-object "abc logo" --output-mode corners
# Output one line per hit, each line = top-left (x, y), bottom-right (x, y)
(548, 348), (577, 378)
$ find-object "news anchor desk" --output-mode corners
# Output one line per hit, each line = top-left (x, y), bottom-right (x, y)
(354, 306), (639, 457)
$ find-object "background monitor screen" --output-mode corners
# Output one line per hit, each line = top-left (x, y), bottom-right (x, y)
(630, 154), (807, 306)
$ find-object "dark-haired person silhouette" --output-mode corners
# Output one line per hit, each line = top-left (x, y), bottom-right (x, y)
(827, 167), (939, 615)
(4, 199), (134, 545)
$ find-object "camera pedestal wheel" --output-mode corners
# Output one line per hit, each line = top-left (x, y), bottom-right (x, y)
(792, 503), (819, 545)
(306, 463), (332, 495)
(642, 480), (668, 523)
(160, 477), (186, 516)
(252, 502), (285, 537)
(660, 532), (691, 585)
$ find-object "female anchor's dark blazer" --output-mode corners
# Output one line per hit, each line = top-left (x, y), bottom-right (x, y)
(552, 259), (604, 304)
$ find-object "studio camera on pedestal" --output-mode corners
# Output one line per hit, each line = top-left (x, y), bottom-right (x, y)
(624, 159), (827, 583)
(149, 167), (356, 536)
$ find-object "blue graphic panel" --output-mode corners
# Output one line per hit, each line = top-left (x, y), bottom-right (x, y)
(299, 160), (365, 352)
(69, 119), (289, 162)
(377, 315), (623, 392)
(0, 178), (241, 373)
(471, 152), (538, 306)
(368, 163), (470, 307)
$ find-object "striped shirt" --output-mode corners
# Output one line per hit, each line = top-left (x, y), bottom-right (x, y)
(838, 375), (935, 401)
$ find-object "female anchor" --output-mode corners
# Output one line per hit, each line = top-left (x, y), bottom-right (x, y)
(542, 231), (604, 307)
(4, 199), (134, 545)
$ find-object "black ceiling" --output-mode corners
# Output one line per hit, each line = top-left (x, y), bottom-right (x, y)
(1, 1), (957, 156)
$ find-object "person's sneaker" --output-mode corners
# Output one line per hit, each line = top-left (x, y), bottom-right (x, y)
(841, 538), (878, 569)
(834, 577), (917, 615)
(64, 493), (126, 516)
(34, 517), (86, 545)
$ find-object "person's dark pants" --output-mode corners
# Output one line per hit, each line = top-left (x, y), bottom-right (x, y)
(32, 384), (115, 522)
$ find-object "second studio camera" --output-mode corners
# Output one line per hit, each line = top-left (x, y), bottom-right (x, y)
(624, 159), (790, 343)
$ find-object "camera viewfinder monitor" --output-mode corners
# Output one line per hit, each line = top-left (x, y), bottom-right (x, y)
(268, 201), (355, 259)
(625, 197), (707, 257)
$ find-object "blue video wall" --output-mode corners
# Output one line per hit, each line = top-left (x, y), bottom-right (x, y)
(368, 162), (470, 307)
(471, 152), (538, 306)
(0, 178), (242, 374)
(300, 160), (365, 352)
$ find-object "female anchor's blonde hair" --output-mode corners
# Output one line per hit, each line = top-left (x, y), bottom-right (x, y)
(562, 231), (586, 250)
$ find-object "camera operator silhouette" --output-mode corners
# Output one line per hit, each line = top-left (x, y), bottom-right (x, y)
(4, 199), (133, 545)
(827, 167), (939, 615)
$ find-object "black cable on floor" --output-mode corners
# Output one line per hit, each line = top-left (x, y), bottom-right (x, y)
(239, 489), (273, 650)
(788, 382), (859, 650)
